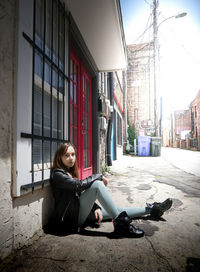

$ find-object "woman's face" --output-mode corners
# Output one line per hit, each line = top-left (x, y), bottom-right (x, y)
(61, 145), (76, 169)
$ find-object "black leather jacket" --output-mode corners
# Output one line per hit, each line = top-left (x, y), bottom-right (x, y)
(50, 168), (102, 233)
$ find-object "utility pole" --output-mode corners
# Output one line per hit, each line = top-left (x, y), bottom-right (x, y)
(152, 4), (186, 137)
(153, 0), (158, 136)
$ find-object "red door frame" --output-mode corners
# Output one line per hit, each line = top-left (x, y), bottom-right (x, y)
(69, 50), (79, 149)
(69, 48), (92, 179)
(79, 64), (92, 179)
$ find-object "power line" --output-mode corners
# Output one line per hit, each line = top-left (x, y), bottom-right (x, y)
(134, 11), (153, 43)
(143, 0), (152, 7)
(158, 12), (200, 65)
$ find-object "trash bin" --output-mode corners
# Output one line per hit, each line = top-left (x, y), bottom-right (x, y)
(151, 137), (162, 156)
(137, 136), (151, 156)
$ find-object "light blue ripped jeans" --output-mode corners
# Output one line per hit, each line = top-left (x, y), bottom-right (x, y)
(78, 180), (151, 226)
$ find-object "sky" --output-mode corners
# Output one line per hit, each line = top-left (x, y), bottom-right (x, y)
(120, 0), (200, 118)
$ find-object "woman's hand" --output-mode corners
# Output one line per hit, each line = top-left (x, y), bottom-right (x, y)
(102, 176), (108, 187)
(94, 208), (103, 224)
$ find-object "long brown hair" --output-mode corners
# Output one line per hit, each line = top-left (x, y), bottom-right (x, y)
(52, 143), (79, 179)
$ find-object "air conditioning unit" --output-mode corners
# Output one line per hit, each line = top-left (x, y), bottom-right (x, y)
(99, 116), (107, 131)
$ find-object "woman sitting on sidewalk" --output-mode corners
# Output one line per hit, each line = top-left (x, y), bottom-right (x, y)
(50, 143), (172, 237)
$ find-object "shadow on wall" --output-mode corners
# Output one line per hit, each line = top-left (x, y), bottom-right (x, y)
(13, 185), (54, 235)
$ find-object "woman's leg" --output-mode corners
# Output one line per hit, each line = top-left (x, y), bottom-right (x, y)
(78, 180), (119, 226)
(101, 206), (150, 221)
(78, 180), (151, 226)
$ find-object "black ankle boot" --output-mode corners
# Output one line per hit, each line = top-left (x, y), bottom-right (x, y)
(113, 211), (144, 238)
(147, 198), (173, 218)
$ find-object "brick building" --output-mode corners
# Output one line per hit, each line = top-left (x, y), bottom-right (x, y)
(190, 90), (200, 150)
(170, 110), (191, 148)
(163, 91), (200, 150)
(162, 117), (171, 147)
(127, 43), (156, 136)
(174, 110), (191, 139)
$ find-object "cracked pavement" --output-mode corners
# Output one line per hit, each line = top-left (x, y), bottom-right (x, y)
(1, 150), (200, 272)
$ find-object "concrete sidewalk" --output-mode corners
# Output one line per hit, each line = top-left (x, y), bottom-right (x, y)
(1, 154), (200, 272)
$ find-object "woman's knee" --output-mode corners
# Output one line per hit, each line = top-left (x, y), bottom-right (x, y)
(90, 179), (104, 190)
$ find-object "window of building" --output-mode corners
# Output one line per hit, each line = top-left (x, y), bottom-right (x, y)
(191, 110), (194, 133)
(99, 73), (104, 94)
(195, 106), (197, 118)
(117, 112), (122, 146)
(16, 0), (69, 196)
(33, 0), (66, 169)
(106, 73), (111, 101)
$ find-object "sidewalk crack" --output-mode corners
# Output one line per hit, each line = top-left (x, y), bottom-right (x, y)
(30, 255), (68, 262)
(145, 236), (176, 272)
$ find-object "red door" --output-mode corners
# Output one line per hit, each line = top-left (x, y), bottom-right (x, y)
(69, 49), (92, 179)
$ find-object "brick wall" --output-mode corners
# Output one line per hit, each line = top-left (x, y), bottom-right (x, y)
(174, 110), (191, 140)
(190, 90), (200, 150)
(127, 43), (155, 136)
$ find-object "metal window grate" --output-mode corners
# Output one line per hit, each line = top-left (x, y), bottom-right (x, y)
(21, 0), (69, 192)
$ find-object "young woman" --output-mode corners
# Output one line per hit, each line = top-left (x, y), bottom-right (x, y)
(50, 143), (172, 237)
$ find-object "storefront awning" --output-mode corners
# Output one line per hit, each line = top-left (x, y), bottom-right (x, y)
(65, 0), (127, 71)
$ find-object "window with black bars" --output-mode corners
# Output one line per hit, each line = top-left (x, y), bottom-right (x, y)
(21, 0), (68, 190)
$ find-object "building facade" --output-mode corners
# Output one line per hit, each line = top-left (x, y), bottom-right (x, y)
(0, 0), (126, 259)
(174, 110), (191, 140)
(163, 91), (200, 151)
(172, 110), (191, 148)
(127, 43), (156, 137)
(190, 90), (200, 150)
(113, 71), (124, 160)
(163, 109), (192, 149)
(162, 117), (171, 147)
(98, 71), (126, 169)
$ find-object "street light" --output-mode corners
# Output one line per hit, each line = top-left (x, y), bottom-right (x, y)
(153, 3), (187, 137)
(175, 12), (187, 18)
(157, 12), (187, 28)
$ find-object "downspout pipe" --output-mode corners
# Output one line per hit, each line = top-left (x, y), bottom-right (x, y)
(106, 72), (114, 166)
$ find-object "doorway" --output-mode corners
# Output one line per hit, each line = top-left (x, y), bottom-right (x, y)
(69, 49), (93, 179)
